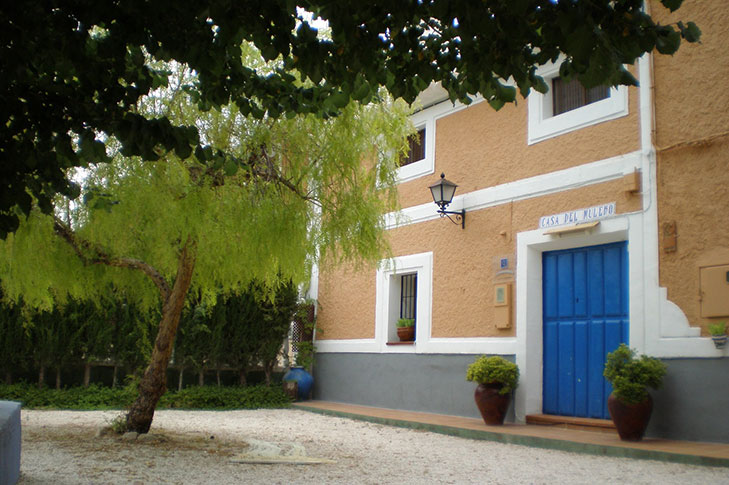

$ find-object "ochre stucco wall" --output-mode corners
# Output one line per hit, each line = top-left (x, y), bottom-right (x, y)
(317, 261), (377, 340)
(652, 0), (729, 334)
(657, 139), (729, 334)
(397, 84), (640, 209)
(317, 178), (642, 340)
(318, 1), (729, 340)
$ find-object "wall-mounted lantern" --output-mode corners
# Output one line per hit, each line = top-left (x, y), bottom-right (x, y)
(428, 173), (465, 229)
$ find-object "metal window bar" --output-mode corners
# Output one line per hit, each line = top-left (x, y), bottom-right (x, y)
(552, 77), (610, 116)
(400, 273), (417, 321)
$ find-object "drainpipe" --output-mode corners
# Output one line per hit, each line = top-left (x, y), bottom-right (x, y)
(636, 0), (663, 353)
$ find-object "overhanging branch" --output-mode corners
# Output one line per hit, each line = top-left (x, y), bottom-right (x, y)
(53, 217), (171, 301)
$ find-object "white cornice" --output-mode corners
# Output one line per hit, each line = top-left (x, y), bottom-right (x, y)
(386, 150), (644, 230)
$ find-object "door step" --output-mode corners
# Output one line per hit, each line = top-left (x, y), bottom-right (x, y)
(526, 414), (616, 433)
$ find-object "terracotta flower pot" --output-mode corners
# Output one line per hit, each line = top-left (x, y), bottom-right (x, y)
(474, 383), (511, 425)
(607, 393), (653, 441)
(397, 326), (415, 342)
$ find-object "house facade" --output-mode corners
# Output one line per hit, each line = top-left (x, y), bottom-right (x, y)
(310, 1), (729, 444)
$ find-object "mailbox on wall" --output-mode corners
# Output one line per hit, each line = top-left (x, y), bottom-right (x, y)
(700, 264), (729, 317)
(494, 283), (512, 329)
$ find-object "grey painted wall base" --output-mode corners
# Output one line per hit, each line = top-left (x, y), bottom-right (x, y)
(314, 353), (729, 444)
(0, 401), (21, 485)
(313, 353), (515, 423)
(648, 358), (729, 444)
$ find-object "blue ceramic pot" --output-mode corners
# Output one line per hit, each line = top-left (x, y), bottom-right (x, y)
(283, 367), (314, 401)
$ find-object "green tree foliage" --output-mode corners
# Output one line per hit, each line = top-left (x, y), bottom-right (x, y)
(0, 295), (27, 384)
(176, 301), (215, 387)
(220, 291), (265, 387)
(253, 280), (298, 385)
(26, 306), (86, 389)
(0, 55), (411, 432)
(108, 301), (157, 386)
(175, 280), (298, 388)
(0, 1), (701, 236)
(64, 298), (113, 387)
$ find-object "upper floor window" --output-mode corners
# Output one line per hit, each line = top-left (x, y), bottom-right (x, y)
(402, 128), (426, 167)
(528, 62), (628, 145)
(552, 77), (610, 116)
(397, 109), (435, 183)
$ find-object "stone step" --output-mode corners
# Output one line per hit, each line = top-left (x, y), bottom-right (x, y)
(526, 414), (616, 433)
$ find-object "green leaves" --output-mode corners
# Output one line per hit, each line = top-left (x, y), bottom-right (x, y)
(0, 0), (702, 240)
(678, 21), (702, 43)
(661, 0), (684, 12)
(655, 25), (682, 55)
(466, 356), (520, 395)
(604, 344), (667, 405)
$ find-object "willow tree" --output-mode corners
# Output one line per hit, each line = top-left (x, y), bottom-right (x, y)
(0, 59), (411, 432)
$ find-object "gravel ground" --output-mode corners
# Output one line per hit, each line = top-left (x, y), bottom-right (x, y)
(18, 409), (729, 485)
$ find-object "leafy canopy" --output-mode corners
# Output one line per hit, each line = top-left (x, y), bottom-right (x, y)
(0, 1), (700, 236)
(0, 60), (412, 311)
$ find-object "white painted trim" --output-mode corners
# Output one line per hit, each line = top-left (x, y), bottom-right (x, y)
(514, 215), (632, 421)
(421, 338), (517, 355)
(386, 150), (644, 230)
(397, 98), (483, 184)
(513, 53), (720, 424)
(375, 252), (433, 353)
(314, 337), (517, 355)
(527, 61), (629, 145)
(397, 112), (435, 184)
(314, 339), (380, 353)
(315, 248), (517, 355)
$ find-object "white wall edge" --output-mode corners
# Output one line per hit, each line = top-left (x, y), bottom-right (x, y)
(422, 338), (517, 355)
(314, 339), (380, 353)
(385, 150), (644, 230)
(315, 337), (517, 355)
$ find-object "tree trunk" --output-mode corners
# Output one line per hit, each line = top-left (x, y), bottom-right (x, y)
(4, 370), (11, 385)
(264, 361), (273, 386)
(239, 369), (247, 387)
(55, 367), (61, 390)
(83, 362), (91, 387)
(125, 242), (196, 433)
(112, 364), (118, 388)
(198, 369), (204, 386)
(177, 367), (184, 392)
(216, 368), (221, 387)
(38, 365), (45, 389)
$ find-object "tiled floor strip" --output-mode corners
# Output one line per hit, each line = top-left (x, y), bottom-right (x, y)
(292, 401), (729, 468)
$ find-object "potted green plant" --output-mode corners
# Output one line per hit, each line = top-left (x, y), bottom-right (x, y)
(466, 355), (519, 425)
(603, 344), (667, 441)
(396, 318), (415, 342)
(708, 321), (727, 349)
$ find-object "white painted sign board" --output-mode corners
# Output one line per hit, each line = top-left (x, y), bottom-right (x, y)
(539, 202), (616, 229)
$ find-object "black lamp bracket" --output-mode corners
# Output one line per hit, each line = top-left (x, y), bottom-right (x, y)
(437, 208), (465, 229)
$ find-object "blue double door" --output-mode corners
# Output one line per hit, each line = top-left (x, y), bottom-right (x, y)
(542, 242), (629, 419)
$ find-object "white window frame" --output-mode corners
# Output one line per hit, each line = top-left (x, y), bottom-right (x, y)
(397, 110), (436, 184)
(375, 252), (433, 352)
(527, 62), (629, 145)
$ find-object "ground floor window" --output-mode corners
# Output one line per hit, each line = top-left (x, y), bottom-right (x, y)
(400, 273), (417, 321)
(376, 252), (432, 348)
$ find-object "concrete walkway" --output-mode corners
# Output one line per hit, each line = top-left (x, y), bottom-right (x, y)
(293, 400), (729, 468)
